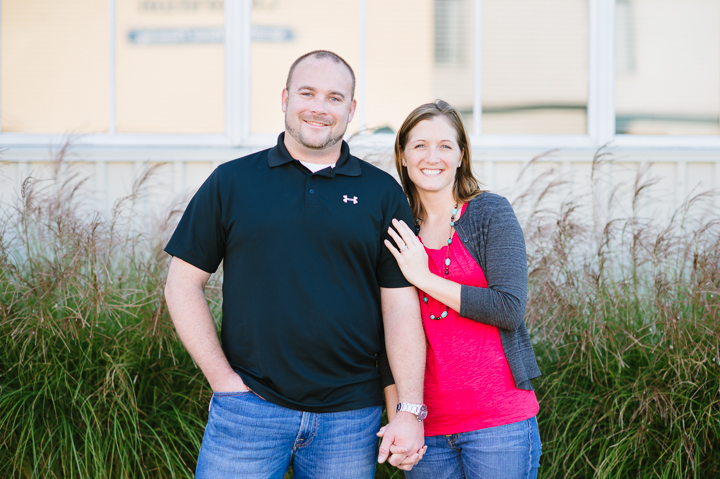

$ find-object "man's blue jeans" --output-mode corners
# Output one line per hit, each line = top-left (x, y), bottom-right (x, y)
(405, 416), (542, 479)
(195, 390), (382, 479)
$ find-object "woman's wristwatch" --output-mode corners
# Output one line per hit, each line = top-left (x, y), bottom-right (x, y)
(396, 403), (428, 421)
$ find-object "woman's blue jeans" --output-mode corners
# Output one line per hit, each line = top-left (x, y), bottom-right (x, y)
(406, 416), (542, 479)
(195, 390), (382, 479)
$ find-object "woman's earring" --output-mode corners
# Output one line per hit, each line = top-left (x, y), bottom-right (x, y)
(402, 162), (407, 167)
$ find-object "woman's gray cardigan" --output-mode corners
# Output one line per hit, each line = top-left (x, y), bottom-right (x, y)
(379, 192), (541, 391)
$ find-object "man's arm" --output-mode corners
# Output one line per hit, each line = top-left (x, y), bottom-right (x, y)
(377, 286), (425, 467)
(164, 257), (247, 392)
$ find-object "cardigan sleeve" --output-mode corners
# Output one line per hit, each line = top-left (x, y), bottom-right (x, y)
(458, 197), (528, 331)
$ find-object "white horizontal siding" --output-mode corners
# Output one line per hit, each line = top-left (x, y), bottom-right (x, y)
(1, 145), (718, 229)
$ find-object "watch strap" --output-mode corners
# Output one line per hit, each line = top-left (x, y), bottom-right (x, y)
(396, 402), (428, 421)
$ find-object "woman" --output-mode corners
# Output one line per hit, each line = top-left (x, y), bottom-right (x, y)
(380, 100), (542, 478)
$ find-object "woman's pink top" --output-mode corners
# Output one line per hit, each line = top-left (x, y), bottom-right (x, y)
(420, 204), (539, 436)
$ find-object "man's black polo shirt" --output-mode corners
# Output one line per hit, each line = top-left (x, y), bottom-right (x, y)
(165, 133), (414, 412)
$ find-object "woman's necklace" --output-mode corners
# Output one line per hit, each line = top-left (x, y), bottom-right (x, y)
(416, 203), (458, 320)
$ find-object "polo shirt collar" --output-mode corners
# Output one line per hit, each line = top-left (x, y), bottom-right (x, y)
(267, 133), (361, 177)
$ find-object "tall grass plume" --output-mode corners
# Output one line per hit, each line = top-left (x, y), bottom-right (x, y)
(518, 149), (720, 478)
(0, 152), (220, 478)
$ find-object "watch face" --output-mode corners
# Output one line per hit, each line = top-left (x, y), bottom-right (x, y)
(418, 404), (428, 421)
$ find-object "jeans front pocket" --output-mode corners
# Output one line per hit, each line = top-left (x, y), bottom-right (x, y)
(209, 390), (252, 411)
(212, 390), (252, 398)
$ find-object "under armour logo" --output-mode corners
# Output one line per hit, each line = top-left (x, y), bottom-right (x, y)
(343, 195), (358, 204)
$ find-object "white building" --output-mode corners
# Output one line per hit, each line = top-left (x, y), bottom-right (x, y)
(1, 0), (718, 221)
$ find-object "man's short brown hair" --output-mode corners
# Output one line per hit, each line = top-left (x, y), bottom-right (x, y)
(286, 50), (356, 99)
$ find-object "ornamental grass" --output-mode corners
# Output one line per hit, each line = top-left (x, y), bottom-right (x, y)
(0, 154), (219, 478)
(519, 149), (720, 478)
(1, 148), (718, 478)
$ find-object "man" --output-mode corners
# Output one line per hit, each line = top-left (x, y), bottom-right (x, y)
(164, 50), (426, 478)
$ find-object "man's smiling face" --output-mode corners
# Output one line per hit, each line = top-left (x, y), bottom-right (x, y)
(282, 56), (356, 153)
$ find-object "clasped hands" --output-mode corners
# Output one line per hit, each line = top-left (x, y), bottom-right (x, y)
(377, 412), (427, 471)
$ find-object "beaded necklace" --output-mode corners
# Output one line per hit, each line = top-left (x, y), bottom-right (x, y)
(415, 203), (458, 320)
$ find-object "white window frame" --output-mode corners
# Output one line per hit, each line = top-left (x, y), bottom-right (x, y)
(1, 0), (719, 151)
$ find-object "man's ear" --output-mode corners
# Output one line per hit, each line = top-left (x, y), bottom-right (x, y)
(347, 98), (357, 123)
(281, 88), (289, 113)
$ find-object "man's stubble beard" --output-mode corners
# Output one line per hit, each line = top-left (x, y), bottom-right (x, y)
(285, 115), (346, 151)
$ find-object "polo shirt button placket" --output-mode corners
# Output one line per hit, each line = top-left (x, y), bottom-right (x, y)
(305, 178), (318, 206)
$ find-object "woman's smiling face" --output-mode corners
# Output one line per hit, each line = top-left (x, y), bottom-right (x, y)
(402, 115), (463, 197)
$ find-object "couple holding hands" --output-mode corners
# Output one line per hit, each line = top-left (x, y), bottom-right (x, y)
(164, 50), (541, 478)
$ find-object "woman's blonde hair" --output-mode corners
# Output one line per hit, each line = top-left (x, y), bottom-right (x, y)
(394, 100), (483, 223)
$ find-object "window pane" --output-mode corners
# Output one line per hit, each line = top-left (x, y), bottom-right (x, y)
(481, 0), (588, 135)
(615, 0), (720, 135)
(116, 1), (224, 133)
(1, 0), (109, 133)
(365, 0), (475, 134)
(251, 0), (360, 134)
